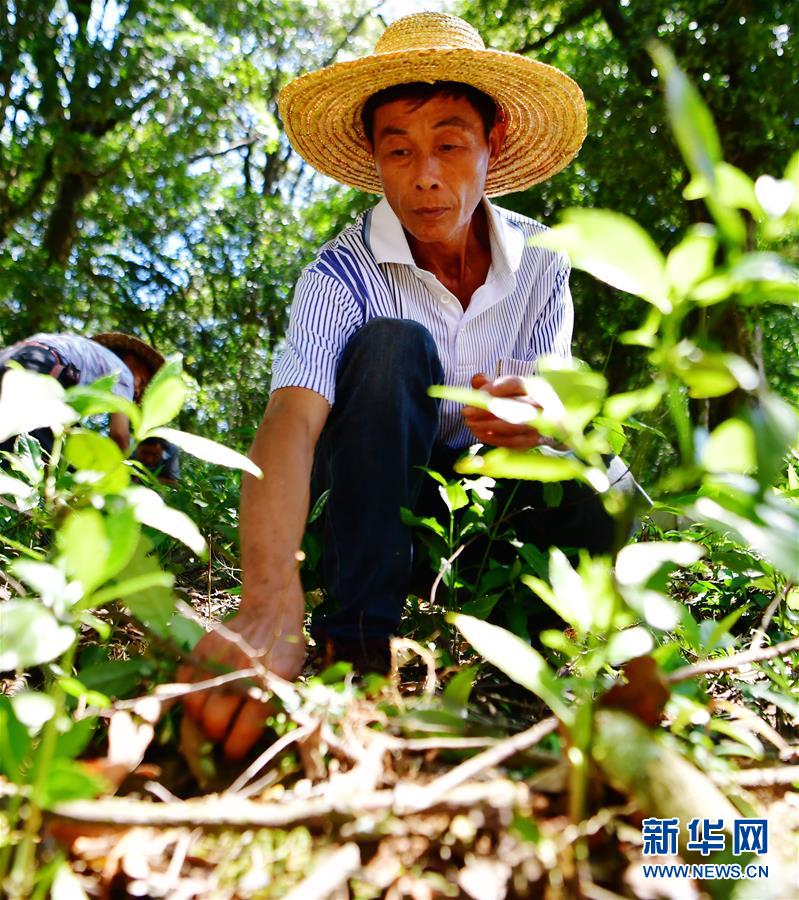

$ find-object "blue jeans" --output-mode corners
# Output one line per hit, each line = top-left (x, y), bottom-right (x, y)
(309, 318), (638, 644)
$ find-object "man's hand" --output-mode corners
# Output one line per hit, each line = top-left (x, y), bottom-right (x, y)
(177, 599), (305, 761)
(462, 372), (544, 449)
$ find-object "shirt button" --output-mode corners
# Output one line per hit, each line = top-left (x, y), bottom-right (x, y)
(440, 294), (451, 304)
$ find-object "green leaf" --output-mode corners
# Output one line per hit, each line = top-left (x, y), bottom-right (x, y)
(749, 394), (799, 488)
(10, 689), (56, 733)
(64, 431), (130, 494)
(125, 485), (207, 556)
(531, 209), (670, 312)
(443, 665), (479, 710)
(153, 426), (263, 478)
(109, 537), (176, 633)
(672, 344), (760, 398)
(137, 359), (187, 436)
(0, 471), (36, 502)
(449, 613), (570, 723)
(684, 162), (759, 214)
(456, 448), (593, 485)
(57, 508), (110, 595)
(615, 541), (705, 587)
(65, 384), (140, 428)
(702, 418), (756, 475)
(35, 758), (108, 808)
(79, 659), (151, 698)
(689, 489), (799, 581)
(666, 224), (717, 299)
(102, 505), (142, 583)
(0, 367), (79, 443)
(649, 42), (721, 184)
(0, 696), (31, 782)
(523, 549), (592, 636)
(604, 383), (665, 421)
(0, 600), (75, 669)
(11, 560), (81, 615)
(51, 858), (90, 900)
(440, 480), (469, 513)
(606, 627), (654, 665)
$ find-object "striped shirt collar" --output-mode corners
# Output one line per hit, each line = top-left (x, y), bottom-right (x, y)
(368, 196), (526, 280)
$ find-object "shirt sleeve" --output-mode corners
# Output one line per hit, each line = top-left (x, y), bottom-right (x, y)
(269, 267), (364, 405)
(529, 253), (573, 363)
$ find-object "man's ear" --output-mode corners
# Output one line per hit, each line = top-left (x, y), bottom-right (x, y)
(487, 112), (508, 168)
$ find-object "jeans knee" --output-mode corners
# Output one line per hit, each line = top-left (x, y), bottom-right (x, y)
(341, 318), (442, 383)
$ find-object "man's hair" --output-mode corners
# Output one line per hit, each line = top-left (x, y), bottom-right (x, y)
(361, 81), (499, 145)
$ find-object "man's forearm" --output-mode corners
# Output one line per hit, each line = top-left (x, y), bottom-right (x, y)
(239, 401), (320, 618)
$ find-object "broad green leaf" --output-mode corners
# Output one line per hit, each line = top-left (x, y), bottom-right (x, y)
(702, 418), (756, 475)
(449, 613), (570, 723)
(108, 537), (176, 633)
(666, 224), (716, 299)
(606, 627), (654, 665)
(10, 690), (56, 733)
(749, 394), (799, 488)
(754, 174), (796, 218)
(690, 491), (799, 581)
(615, 542), (705, 587)
(65, 384), (140, 428)
(57, 508), (110, 595)
(649, 43), (721, 184)
(523, 549), (592, 636)
(440, 480), (469, 513)
(137, 358), (187, 436)
(443, 665), (479, 710)
(11, 560), (82, 616)
(64, 431), (130, 494)
(0, 696), (31, 782)
(0, 471), (35, 500)
(0, 600), (75, 669)
(456, 447), (593, 485)
(153, 426), (262, 477)
(536, 363), (607, 432)
(728, 253), (799, 306)
(125, 485), (207, 556)
(604, 383), (665, 421)
(400, 508), (447, 538)
(35, 757), (108, 808)
(51, 858), (90, 900)
(79, 658), (151, 698)
(102, 505), (141, 583)
(0, 367), (78, 443)
(672, 344), (760, 398)
(531, 209), (670, 312)
(684, 162), (759, 214)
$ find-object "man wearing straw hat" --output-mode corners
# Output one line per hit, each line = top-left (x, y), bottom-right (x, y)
(182, 12), (634, 759)
(0, 331), (163, 454)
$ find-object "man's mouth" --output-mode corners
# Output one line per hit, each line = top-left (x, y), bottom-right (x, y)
(414, 207), (449, 218)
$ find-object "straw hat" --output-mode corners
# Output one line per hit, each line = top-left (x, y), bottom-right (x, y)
(279, 12), (587, 197)
(92, 332), (165, 375)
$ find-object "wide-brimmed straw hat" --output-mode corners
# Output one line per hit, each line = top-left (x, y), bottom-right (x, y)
(92, 332), (165, 375)
(279, 12), (587, 197)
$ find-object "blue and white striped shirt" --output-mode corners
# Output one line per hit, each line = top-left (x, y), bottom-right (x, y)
(271, 197), (573, 448)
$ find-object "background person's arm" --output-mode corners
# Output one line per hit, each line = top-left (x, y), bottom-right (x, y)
(109, 412), (131, 452)
(179, 386), (329, 759)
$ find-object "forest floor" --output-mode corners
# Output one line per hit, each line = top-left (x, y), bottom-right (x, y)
(35, 579), (799, 900)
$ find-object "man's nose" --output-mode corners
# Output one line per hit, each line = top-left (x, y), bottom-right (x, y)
(414, 155), (441, 190)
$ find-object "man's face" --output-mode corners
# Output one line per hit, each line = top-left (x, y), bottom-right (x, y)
(370, 94), (504, 246)
(122, 353), (152, 402)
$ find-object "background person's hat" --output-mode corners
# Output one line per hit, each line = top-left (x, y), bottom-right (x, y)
(92, 332), (165, 375)
(279, 12), (587, 197)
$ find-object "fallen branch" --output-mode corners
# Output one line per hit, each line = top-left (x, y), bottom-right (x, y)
(749, 582), (791, 654)
(715, 765), (799, 787)
(50, 779), (527, 829)
(283, 843), (361, 900)
(668, 637), (799, 684)
(395, 716), (558, 814)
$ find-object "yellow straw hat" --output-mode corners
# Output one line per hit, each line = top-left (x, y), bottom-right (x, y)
(279, 12), (587, 197)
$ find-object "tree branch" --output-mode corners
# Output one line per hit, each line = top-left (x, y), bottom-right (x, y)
(516, 0), (600, 54)
(668, 637), (799, 684)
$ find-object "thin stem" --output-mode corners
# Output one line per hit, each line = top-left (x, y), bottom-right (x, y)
(8, 640), (77, 899)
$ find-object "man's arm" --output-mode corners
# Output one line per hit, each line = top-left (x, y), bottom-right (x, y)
(109, 412), (131, 452)
(179, 386), (329, 760)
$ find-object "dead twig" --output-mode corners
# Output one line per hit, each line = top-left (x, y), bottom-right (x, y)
(668, 636), (799, 684)
(395, 716), (558, 814)
(227, 722), (316, 796)
(282, 843), (361, 900)
(749, 582), (791, 654)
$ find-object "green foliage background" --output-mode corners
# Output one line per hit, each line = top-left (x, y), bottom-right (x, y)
(1, 0), (795, 470)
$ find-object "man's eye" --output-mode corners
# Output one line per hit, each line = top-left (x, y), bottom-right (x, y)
(389, 148), (408, 157)
(440, 144), (459, 151)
